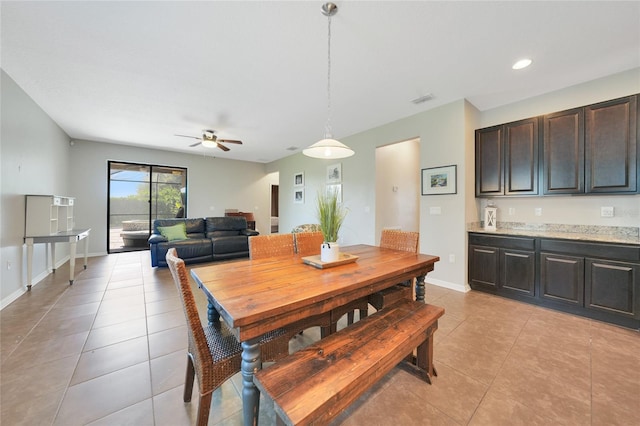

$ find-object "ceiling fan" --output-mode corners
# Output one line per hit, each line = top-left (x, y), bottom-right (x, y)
(175, 129), (243, 152)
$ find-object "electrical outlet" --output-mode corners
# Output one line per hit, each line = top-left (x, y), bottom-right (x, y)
(6, 261), (11, 270)
(601, 206), (614, 217)
(429, 206), (441, 215)
(534, 208), (542, 216)
(448, 254), (455, 263)
(508, 208), (515, 216)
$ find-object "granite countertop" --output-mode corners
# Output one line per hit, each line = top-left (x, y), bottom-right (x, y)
(467, 222), (640, 246)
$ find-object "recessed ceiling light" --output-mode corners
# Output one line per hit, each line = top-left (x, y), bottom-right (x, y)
(512, 58), (532, 70)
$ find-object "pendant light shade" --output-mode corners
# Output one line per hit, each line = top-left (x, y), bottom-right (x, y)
(303, 138), (353, 159)
(303, 2), (354, 160)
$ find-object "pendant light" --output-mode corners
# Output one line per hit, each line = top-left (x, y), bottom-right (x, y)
(303, 2), (354, 159)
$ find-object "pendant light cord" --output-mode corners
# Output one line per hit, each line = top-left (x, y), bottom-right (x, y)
(325, 12), (333, 139)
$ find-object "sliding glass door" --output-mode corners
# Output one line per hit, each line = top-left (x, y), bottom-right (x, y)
(108, 161), (187, 253)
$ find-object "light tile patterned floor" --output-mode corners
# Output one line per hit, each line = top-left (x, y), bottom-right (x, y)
(1, 251), (639, 425)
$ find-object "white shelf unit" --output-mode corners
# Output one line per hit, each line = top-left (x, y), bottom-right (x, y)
(25, 195), (76, 236)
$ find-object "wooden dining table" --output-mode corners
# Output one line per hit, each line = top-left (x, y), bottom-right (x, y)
(190, 244), (439, 426)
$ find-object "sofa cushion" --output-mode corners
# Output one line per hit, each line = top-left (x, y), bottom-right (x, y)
(206, 216), (248, 238)
(158, 223), (188, 241)
(154, 218), (205, 236)
(211, 236), (249, 255)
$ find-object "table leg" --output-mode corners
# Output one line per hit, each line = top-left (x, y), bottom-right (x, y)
(241, 338), (262, 426)
(415, 273), (426, 302)
(207, 301), (221, 324)
(69, 238), (77, 285)
(83, 234), (89, 269)
(50, 242), (56, 272)
(26, 238), (34, 290)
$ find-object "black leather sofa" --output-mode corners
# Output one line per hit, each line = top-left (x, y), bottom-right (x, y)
(148, 216), (259, 267)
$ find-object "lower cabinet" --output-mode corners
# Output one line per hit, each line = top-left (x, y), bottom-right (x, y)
(469, 234), (536, 298)
(469, 233), (640, 329)
(540, 253), (584, 305)
(585, 258), (640, 320)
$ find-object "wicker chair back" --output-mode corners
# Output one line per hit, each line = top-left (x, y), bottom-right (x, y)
(248, 233), (296, 259)
(380, 229), (419, 253)
(293, 231), (325, 256)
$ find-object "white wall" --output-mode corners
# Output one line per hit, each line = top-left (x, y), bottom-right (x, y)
(269, 99), (471, 291)
(1, 70), (72, 305)
(69, 140), (272, 255)
(475, 68), (640, 228)
(1, 68), (273, 308)
(268, 69), (640, 292)
(375, 139), (420, 240)
(3, 66), (638, 307)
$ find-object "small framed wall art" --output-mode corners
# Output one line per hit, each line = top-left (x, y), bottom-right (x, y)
(326, 163), (342, 184)
(294, 188), (304, 204)
(294, 172), (304, 187)
(421, 165), (457, 195)
(326, 184), (342, 202)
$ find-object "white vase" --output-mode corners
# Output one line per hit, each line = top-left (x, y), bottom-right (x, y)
(321, 242), (340, 262)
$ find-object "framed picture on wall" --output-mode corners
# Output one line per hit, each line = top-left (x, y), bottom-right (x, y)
(421, 165), (457, 195)
(294, 172), (304, 187)
(326, 184), (342, 202)
(326, 163), (342, 184)
(294, 188), (305, 204)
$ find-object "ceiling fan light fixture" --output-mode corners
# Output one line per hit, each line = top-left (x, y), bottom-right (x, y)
(201, 139), (218, 149)
(302, 138), (354, 159)
(303, 2), (355, 160)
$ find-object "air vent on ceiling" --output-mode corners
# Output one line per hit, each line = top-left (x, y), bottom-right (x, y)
(411, 93), (434, 104)
(286, 146), (299, 151)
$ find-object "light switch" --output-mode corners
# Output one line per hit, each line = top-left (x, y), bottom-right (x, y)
(429, 206), (441, 215)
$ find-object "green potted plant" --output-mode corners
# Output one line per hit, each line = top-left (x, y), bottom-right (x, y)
(316, 188), (347, 262)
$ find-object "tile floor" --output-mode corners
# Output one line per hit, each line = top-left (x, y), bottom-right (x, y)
(1, 251), (639, 425)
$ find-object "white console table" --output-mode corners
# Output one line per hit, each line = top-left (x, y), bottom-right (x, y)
(24, 228), (90, 290)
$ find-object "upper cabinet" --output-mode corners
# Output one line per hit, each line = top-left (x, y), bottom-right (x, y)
(475, 117), (539, 197)
(476, 94), (639, 197)
(543, 107), (584, 194)
(585, 95), (637, 193)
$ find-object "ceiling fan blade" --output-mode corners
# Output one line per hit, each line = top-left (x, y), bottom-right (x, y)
(175, 134), (201, 140)
(189, 142), (202, 147)
(218, 139), (243, 144)
(217, 143), (230, 152)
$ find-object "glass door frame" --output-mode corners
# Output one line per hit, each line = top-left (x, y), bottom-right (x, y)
(107, 161), (187, 254)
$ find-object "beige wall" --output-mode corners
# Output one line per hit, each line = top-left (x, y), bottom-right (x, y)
(2, 67), (639, 307)
(269, 69), (640, 292)
(475, 68), (640, 228)
(375, 138), (420, 239)
(68, 140), (272, 256)
(1, 70), (72, 304)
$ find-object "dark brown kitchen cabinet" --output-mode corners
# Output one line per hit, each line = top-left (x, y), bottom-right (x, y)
(475, 118), (539, 197)
(543, 108), (585, 194)
(585, 95), (637, 193)
(585, 259), (639, 319)
(469, 233), (640, 329)
(500, 249), (535, 296)
(477, 93), (639, 197)
(469, 234), (536, 298)
(469, 245), (499, 289)
(540, 252), (584, 306)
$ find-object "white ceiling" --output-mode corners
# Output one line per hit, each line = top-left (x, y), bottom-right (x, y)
(2, 1), (639, 163)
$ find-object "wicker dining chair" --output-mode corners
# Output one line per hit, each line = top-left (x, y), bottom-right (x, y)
(248, 233), (296, 259)
(293, 231), (324, 256)
(165, 248), (292, 425)
(368, 229), (419, 311)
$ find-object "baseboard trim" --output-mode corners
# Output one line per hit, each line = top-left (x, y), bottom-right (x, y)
(426, 278), (470, 293)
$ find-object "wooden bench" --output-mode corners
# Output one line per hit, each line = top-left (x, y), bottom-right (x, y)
(253, 299), (445, 426)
